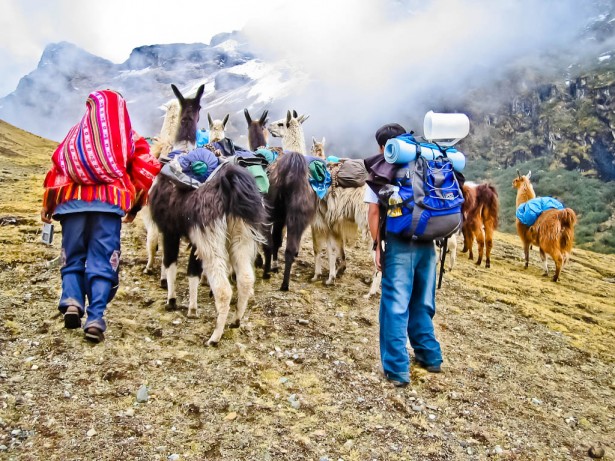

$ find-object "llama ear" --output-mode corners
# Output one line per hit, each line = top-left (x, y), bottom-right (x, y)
(527, 170), (532, 179)
(286, 110), (292, 124)
(244, 109), (252, 125)
(223, 114), (230, 127)
(195, 84), (205, 102)
(208, 113), (213, 127)
(259, 110), (268, 125)
(312, 136), (317, 145)
(292, 109), (298, 119)
(171, 84), (185, 104)
(298, 114), (310, 124)
(516, 169), (521, 179)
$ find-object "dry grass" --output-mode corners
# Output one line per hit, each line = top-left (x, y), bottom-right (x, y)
(0, 120), (614, 460)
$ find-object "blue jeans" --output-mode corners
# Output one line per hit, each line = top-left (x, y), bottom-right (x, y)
(58, 212), (121, 332)
(379, 234), (442, 383)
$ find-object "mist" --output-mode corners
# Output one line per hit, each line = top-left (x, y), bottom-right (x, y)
(242, 0), (606, 156)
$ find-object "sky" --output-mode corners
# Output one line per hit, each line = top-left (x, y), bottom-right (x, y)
(0, 0), (608, 147)
(0, 0), (284, 97)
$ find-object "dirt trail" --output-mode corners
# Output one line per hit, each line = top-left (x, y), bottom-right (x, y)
(0, 123), (613, 460)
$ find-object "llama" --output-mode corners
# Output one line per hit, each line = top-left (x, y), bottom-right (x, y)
(512, 170), (577, 282)
(261, 110), (317, 290)
(244, 109), (269, 150)
(208, 113), (230, 143)
(311, 137), (326, 159)
(460, 182), (500, 268)
(437, 231), (460, 271)
(263, 150), (318, 290)
(267, 110), (310, 153)
(148, 83), (266, 345)
(143, 99), (180, 277)
(312, 179), (370, 285)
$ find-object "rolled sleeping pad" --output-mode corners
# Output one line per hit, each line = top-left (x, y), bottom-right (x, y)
(384, 138), (466, 172)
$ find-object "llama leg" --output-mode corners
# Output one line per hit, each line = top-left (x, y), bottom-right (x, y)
(449, 235), (458, 271)
(311, 225), (324, 282)
(461, 226), (470, 253)
(325, 232), (339, 285)
(466, 229), (475, 260)
(539, 249), (549, 276)
(190, 222), (232, 346)
(281, 221), (304, 291)
(187, 246), (203, 318)
(364, 269), (382, 299)
(473, 221), (485, 266)
(552, 253), (563, 282)
(484, 222), (494, 268)
(162, 233), (181, 310)
(144, 223), (159, 274)
(523, 241), (531, 269)
(336, 233), (347, 276)
(228, 219), (257, 328)
(271, 220), (285, 273)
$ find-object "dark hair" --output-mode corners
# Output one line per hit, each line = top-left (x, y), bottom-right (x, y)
(375, 123), (406, 147)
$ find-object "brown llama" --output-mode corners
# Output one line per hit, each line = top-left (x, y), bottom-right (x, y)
(512, 170), (577, 282)
(244, 109), (269, 150)
(461, 182), (500, 267)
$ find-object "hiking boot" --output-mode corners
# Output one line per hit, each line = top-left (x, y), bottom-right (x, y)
(84, 327), (105, 344)
(415, 361), (442, 373)
(63, 306), (81, 329)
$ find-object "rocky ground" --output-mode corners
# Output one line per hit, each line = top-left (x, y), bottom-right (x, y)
(0, 121), (614, 460)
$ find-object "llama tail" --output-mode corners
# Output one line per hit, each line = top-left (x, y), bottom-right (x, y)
(558, 208), (577, 251)
(477, 183), (500, 229)
(218, 164), (267, 230)
(272, 151), (310, 188)
(558, 208), (577, 228)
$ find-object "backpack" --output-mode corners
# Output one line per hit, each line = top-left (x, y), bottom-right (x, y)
(379, 154), (464, 241)
(330, 158), (368, 188)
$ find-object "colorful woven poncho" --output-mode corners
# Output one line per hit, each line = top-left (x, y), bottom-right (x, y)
(55, 90), (131, 185)
(43, 90), (161, 213)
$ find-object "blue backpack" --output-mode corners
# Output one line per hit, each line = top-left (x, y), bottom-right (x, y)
(380, 154), (464, 241)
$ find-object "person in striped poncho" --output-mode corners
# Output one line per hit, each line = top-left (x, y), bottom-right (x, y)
(41, 89), (161, 343)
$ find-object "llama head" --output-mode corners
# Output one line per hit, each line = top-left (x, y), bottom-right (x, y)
(171, 84), (204, 146)
(245, 109), (269, 150)
(311, 137), (326, 158)
(208, 113), (230, 143)
(512, 169), (532, 190)
(267, 110), (310, 138)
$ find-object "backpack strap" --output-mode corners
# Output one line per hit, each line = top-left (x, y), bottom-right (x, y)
(437, 238), (448, 289)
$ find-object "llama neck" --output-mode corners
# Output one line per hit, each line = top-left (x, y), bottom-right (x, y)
(516, 182), (536, 207)
(283, 125), (306, 154)
(173, 139), (194, 153)
(249, 127), (267, 150)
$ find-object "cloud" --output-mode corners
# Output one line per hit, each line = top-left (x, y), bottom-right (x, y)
(242, 0), (602, 154)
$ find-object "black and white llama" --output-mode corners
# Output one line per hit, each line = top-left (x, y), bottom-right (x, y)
(148, 83), (266, 345)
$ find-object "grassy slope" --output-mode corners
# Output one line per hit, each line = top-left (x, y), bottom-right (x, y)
(0, 121), (614, 460)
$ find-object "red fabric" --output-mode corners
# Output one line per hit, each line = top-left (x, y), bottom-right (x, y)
(43, 90), (161, 213)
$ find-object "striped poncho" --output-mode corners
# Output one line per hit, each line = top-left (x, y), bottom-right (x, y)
(43, 90), (160, 213)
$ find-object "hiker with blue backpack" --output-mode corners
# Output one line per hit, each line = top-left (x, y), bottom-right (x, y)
(364, 116), (467, 387)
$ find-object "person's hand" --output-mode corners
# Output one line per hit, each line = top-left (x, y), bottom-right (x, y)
(123, 213), (136, 224)
(373, 245), (382, 272)
(41, 207), (52, 224)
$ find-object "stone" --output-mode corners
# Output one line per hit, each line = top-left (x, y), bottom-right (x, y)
(588, 445), (605, 459)
(136, 384), (149, 403)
